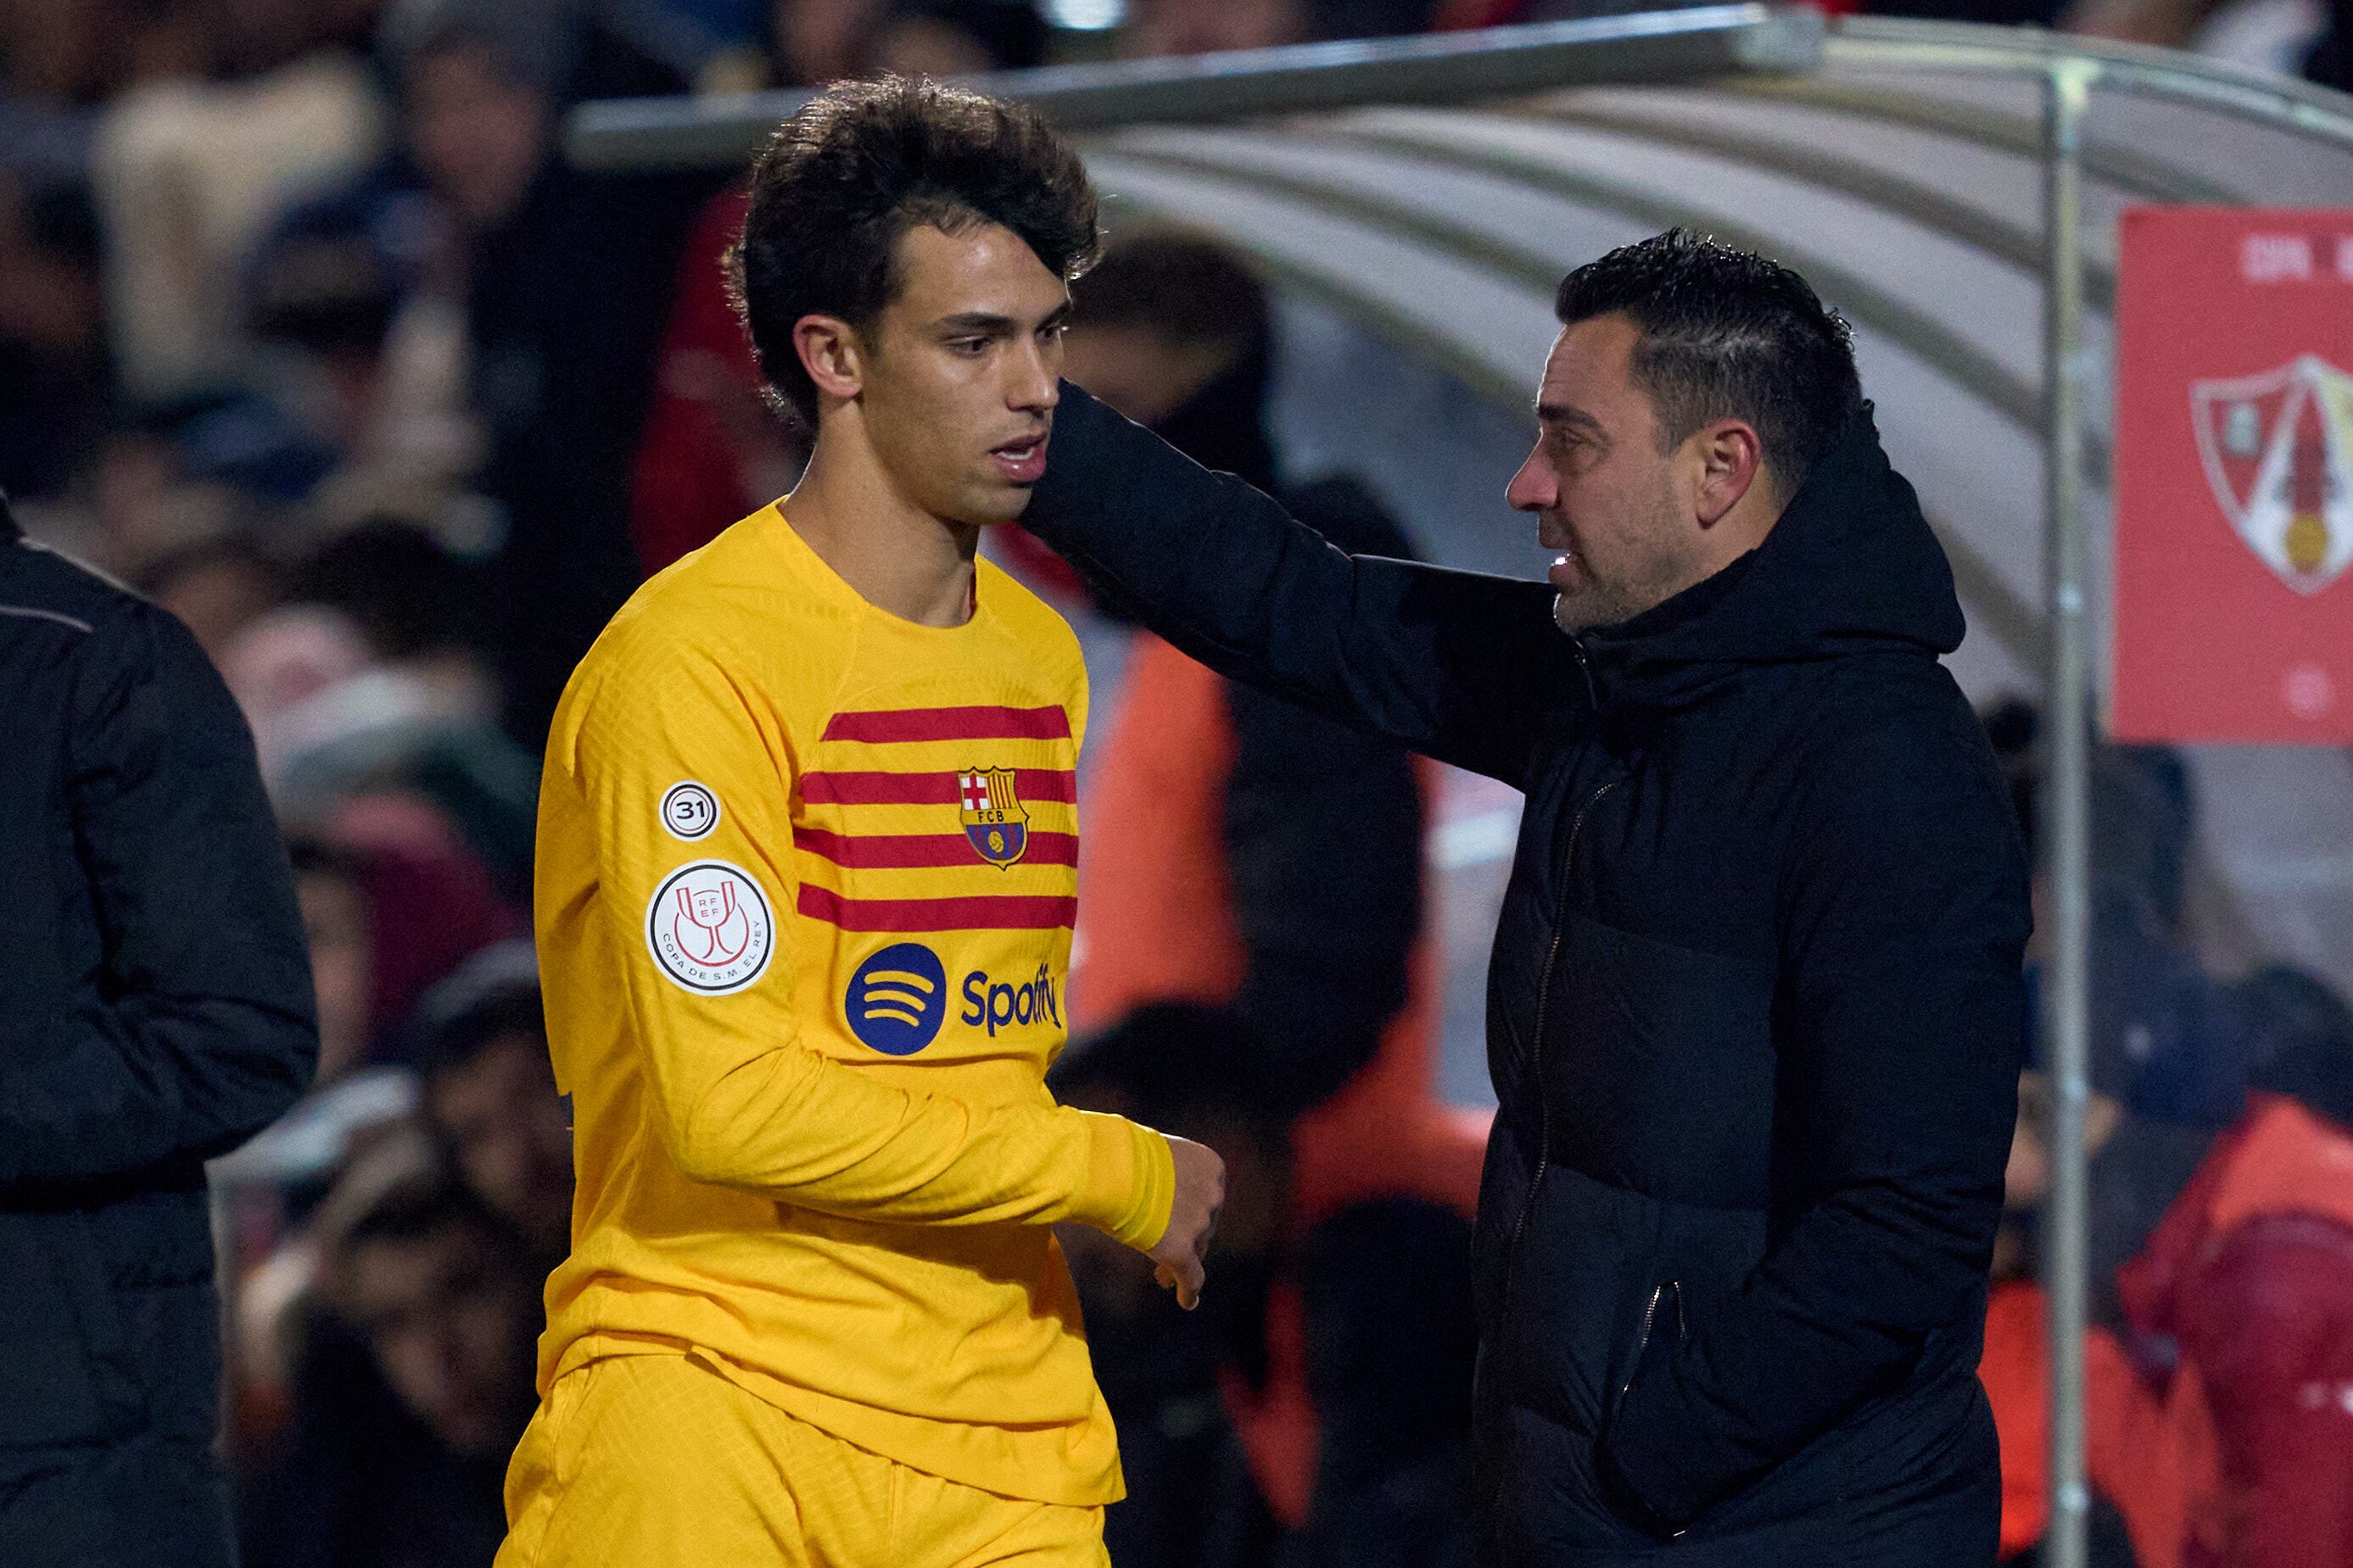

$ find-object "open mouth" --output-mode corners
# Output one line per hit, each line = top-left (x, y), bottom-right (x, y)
(992, 434), (1048, 484)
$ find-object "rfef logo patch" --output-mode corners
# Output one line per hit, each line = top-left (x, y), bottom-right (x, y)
(846, 943), (948, 1055)
(958, 768), (1028, 867)
(646, 862), (773, 994)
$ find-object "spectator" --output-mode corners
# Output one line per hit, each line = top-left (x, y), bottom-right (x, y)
(282, 797), (514, 1091)
(1054, 1003), (1480, 1568)
(243, 1139), (541, 1568)
(0, 0), (122, 187)
(243, 189), (484, 536)
(1985, 699), (2244, 1126)
(1121, 0), (1440, 56)
(290, 835), (379, 1090)
(382, 0), (713, 744)
(412, 941), (574, 1264)
(320, 792), (520, 1068)
(0, 170), (111, 499)
(1979, 1014), (2213, 1565)
(0, 490), (316, 1566)
(131, 530), (290, 667)
(869, 0), (1052, 75)
(91, 0), (390, 398)
(273, 522), (539, 893)
(2102, 967), (2353, 1568)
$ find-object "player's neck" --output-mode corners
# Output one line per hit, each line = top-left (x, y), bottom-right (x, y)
(785, 424), (979, 628)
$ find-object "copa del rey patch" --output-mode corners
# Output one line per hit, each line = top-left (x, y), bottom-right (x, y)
(646, 861), (774, 995)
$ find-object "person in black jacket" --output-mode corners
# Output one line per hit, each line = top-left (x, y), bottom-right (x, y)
(1015, 230), (2031, 1565)
(0, 494), (317, 1567)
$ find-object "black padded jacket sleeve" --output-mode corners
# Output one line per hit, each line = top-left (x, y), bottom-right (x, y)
(1024, 385), (1579, 789)
(0, 603), (317, 1186)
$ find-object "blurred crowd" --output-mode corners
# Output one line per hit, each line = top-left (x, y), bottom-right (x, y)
(1, 0), (2348, 1566)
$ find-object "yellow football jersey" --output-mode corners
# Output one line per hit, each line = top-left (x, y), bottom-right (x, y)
(528, 503), (1176, 1507)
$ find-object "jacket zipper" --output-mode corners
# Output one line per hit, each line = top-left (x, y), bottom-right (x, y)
(1616, 1281), (1685, 1412)
(1505, 773), (1622, 1264)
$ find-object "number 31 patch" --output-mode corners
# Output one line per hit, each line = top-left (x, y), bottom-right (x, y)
(661, 780), (720, 840)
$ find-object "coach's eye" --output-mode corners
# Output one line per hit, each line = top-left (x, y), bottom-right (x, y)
(949, 338), (990, 357)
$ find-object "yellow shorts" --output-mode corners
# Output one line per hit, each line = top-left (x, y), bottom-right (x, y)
(494, 1353), (1109, 1568)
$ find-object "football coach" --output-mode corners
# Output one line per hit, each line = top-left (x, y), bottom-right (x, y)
(1020, 230), (2030, 1565)
(2, 493), (316, 1566)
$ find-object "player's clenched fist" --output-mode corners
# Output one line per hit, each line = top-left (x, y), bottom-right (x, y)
(1149, 1136), (1226, 1310)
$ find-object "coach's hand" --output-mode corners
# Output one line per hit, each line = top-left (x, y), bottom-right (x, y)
(1149, 1136), (1225, 1310)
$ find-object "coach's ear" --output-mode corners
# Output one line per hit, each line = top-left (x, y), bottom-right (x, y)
(795, 312), (865, 404)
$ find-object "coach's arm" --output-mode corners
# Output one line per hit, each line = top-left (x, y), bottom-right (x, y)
(1023, 384), (1575, 790)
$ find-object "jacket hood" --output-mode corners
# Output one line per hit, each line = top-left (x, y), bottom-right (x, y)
(1577, 404), (1964, 717)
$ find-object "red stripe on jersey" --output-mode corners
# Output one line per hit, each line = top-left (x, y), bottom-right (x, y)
(796, 884), (1077, 931)
(793, 827), (1080, 868)
(800, 768), (1077, 806)
(821, 705), (1071, 743)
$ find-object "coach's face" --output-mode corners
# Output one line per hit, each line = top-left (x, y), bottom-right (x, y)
(1508, 313), (1718, 634)
(860, 220), (1070, 526)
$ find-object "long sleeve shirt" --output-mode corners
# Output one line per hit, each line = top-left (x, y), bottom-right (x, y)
(532, 503), (1175, 1506)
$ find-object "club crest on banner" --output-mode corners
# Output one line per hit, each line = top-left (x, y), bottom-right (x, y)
(2191, 354), (2353, 594)
(957, 767), (1028, 868)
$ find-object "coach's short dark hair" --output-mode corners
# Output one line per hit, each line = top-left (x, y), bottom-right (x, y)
(1555, 229), (1862, 495)
(728, 76), (1099, 428)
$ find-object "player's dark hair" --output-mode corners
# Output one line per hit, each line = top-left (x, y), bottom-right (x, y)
(729, 76), (1098, 428)
(1072, 230), (1270, 359)
(1555, 228), (1862, 497)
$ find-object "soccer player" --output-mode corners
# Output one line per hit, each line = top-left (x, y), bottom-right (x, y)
(496, 80), (1225, 1568)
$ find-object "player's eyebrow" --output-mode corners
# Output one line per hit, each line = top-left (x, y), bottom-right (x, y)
(932, 303), (1074, 337)
(932, 310), (1018, 336)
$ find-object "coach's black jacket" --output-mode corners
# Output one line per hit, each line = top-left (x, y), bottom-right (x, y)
(1024, 388), (2028, 1566)
(0, 505), (316, 1566)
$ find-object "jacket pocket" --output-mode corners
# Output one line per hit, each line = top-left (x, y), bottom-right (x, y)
(0, 1212), (143, 1448)
(1607, 1279), (1685, 1427)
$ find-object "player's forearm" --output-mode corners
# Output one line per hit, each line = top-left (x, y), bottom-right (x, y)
(667, 1046), (1174, 1244)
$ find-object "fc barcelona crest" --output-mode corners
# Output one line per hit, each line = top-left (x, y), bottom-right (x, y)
(2191, 354), (2353, 595)
(958, 767), (1028, 868)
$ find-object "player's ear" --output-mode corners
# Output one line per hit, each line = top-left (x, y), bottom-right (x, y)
(795, 313), (865, 403)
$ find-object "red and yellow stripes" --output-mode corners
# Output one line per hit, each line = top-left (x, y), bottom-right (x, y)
(794, 702), (1079, 932)
(795, 886), (1079, 932)
(792, 826), (1080, 869)
(800, 768), (1076, 806)
(819, 704), (1070, 744)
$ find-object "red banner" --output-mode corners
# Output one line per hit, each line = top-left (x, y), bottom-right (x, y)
(2113, 208), (2353, 744)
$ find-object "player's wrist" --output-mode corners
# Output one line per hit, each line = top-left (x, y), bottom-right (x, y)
(1070, 1110), (1175, 1252)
